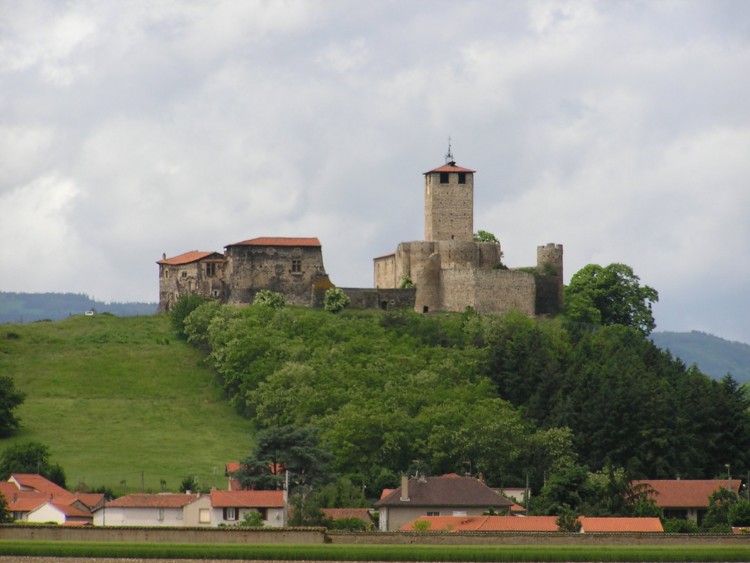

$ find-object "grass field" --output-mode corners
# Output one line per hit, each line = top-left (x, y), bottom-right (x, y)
(0, 314), (254, 493)
(2, 540), (750, 561)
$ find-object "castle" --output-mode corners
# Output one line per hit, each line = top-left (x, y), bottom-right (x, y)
(157, 155), (563, 316)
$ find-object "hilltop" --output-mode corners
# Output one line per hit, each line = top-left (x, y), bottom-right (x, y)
(651, 331), (750, 384)
(0, 314), (252, 493)
(0, 292), (156, 323)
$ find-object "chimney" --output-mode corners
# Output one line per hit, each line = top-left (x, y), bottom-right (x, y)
(400, 475), (410, 502)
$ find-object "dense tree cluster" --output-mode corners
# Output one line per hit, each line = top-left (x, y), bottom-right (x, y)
(176, 288), (750, 501)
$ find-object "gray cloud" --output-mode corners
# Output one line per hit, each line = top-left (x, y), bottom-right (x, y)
(2, 0), (749, 342)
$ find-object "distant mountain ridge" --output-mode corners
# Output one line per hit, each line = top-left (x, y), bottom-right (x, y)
(650, 331), (750, 384)
(0, 292), (156, 323)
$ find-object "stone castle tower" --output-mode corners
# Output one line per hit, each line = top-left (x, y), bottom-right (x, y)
(374, 153), (563, 316)
(424, 161), (475, 242)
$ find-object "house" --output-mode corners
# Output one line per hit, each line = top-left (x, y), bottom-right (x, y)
(0, 474), (103, 525)
(93, 490), (287, 527)
(578, 517), (663, 533)
(225, 462), (242, 491)
(401, 515), (559, 532)
(210, 489), (286, 527)
(632, 479), (741, 525)
(158, 237), (332, 312)
(375, 474), (513, 532)
(94, 493), (203, 527)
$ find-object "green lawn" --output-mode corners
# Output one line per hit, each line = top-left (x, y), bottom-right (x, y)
(2, 541), (750, 561)
(0, 314), (254, 493)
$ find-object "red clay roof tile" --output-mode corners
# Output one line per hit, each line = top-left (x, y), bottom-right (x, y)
(632, 479), (741, 509)
(210, 489), (285, 508)
(579, 516), (663, 533)
(226, 237), (321, 248)
(106, 493), (199, 509)
(401, 515), (559, 532)
(424, 162), (476, 174)
(157, 251), (223, 266)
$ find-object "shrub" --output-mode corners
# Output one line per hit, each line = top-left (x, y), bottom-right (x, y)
(323, 288), (350, 313)
(253, 290), (286, 309)
(170, 295), (206, 338)
(662, 518), (699, 533)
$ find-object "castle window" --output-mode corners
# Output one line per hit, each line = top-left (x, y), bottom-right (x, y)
(458, 172), (466, 184)
(439, 172), (449, 184)
(291, 259), (302, 273)
(181, 271), (187, 279)
(211, 289), (220, 298)
(206, 263), (216, 277)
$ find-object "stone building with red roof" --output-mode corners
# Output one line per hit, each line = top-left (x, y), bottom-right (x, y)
(373, 155), (563, 316)
(157, 238), (331, 311)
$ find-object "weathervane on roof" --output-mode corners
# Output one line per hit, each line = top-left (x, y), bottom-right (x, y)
(445, 137), (454, 164)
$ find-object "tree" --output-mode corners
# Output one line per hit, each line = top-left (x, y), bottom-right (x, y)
(702, 487), (738, 530)
(399, 274), (415, 289)
(0, 442), (66, 488)
(473, 230), (499, 244)
(0, 494), (12, 524)
(179, 475), (200, 493)
(170, 295), (206, 338)
(729, 499), (750, 527)
(233, 425), (333, 491)
(323, 288), (350, 313)
(238, 511), (264, 527)
(253, 290), (286, 309)
(0, 375), (25, 438)
(564, 263), (659, 335)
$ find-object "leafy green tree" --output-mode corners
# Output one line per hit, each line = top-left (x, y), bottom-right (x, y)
(473, 230), (499, 244)
(170, 295), (206, 338)
(179, 475), (200, 493)
(556, 508), (582, 532)
(288, 492), (332, 526)
(662, 518), (699, 533)
(729, 499), (750, 527)
(234, 425), (333, 491)
(0, 374), (25, 438)
(0, 494), (12, 523)
(0, 442), (66, 488)
(253, 290), (286, 309)
(238, 511), (264, 527)
(564, 263), (659, 335)
(702, 487), (739, 530)
(399, 274), (415, 289)
(323, 288), (350, 313)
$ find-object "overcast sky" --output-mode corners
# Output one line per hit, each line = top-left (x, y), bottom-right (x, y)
(2, 0), (749, 342)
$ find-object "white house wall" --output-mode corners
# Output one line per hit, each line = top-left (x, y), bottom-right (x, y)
(27, 504), (66, 525)
(94, 506), (186, 527)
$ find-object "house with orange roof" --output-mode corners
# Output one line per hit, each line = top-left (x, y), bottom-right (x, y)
(210, 489), (286, 527)
(94, 493), (206, 527)
(157, 250), (226, 312)
(376, 474), (513, 532)
(92, 490), (287, 527)
(0, 474), (103, 525)
(632, 479), (741, 525)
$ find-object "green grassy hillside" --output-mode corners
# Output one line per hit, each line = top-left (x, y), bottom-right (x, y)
(0, 314), (253, 493)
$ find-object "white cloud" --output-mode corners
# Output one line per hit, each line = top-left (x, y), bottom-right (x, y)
(1, 0), (749, 341)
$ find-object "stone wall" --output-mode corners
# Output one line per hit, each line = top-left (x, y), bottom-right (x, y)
(0, 525), (325, 544)
(339, 288), (416, 311)
(224, 245), (328, 306)
(439, 269), (536, 315)
(157, 259), (225, 312)
(373, 254), (397, 288)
